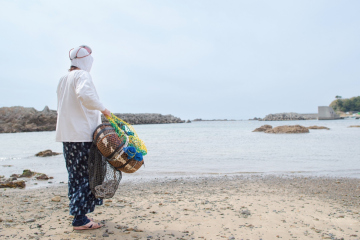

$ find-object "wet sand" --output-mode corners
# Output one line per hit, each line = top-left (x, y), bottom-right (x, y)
(1, 175), (360, 240)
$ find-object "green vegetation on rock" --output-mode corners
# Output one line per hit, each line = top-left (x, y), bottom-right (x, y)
(330, 96), (360, 112)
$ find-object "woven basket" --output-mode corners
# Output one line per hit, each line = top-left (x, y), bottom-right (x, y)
(93, 123), (143, 173)
(109, 151), (144, 173)
(93, 123), (127, 158)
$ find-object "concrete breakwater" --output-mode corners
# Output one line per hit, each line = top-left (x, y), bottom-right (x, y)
(260, 112), (318, 121)
(0, 106), (185, 133)
(101, 113), (185, 125)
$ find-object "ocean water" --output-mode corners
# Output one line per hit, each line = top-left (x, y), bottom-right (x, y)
(0, 120), (359, 188)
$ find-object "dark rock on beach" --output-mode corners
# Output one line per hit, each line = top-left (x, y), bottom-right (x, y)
(0, 180), (26, 188)
(35, 150), (62, 157)
(0, 179), (26, 189)
(12, 169), (53, 180)
(1, 170), (54, 188)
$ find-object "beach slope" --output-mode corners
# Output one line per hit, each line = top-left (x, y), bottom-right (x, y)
(1, 176), (360, 239)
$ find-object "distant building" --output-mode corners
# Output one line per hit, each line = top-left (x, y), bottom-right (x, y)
(318, 106), (341, 120)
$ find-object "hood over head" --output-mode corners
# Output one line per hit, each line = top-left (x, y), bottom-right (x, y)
(69, 46), (93, 72)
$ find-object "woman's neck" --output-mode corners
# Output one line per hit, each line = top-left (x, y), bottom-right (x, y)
(69, 66), (80, 72)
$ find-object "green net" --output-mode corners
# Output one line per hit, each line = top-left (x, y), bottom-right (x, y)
(106, 113), (147, 156)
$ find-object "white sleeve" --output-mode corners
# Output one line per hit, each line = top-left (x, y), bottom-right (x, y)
(75, 72), (106, 111)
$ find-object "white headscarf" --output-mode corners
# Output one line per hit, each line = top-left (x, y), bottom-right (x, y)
(69, 46), (94, 72)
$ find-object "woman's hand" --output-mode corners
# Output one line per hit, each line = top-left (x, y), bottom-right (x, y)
(101, 108), (111, 117)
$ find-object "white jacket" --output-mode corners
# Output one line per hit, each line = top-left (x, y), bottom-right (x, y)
(56, 70), (105, 142)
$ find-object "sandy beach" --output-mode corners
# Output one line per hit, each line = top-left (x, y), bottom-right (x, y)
(1, 175), (360, 240)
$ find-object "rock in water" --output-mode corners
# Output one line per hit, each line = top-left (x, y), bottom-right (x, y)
(307, 126), (330, 130)
(35, 150), (61, 157)
(265, 125), (309, 134)
(20, 169), (36, 178)
(252, 125), (272, 132)
(36, 174), (50, 180)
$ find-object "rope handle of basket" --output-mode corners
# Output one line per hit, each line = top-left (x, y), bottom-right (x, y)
(105, 114), (135, 136)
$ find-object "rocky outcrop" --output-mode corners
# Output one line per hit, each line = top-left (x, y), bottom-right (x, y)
(0, 106), (186, 133)
(252, 125), (309, 133)
(349, 125), (360, 128)
(252, 125), (273, 132)
(261, 113), (317, 121)
(265, 125), (309, 134)
(101, 113), (185, 125)
(0, 106), (57, 133)
(35, 150), (62, 157)
(307, 126), (330, 130)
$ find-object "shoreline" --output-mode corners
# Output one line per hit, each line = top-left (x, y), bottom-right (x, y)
(1, 175), (360, 239)
(7, 171), (360, 190)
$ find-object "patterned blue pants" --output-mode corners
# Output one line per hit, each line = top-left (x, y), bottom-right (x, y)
(63, 142), (103, 216)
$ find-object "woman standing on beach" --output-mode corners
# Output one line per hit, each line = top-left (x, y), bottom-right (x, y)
(56, 45), (110, 230)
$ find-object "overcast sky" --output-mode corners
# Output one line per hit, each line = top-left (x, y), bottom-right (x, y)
(1, 0), (359, 120)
